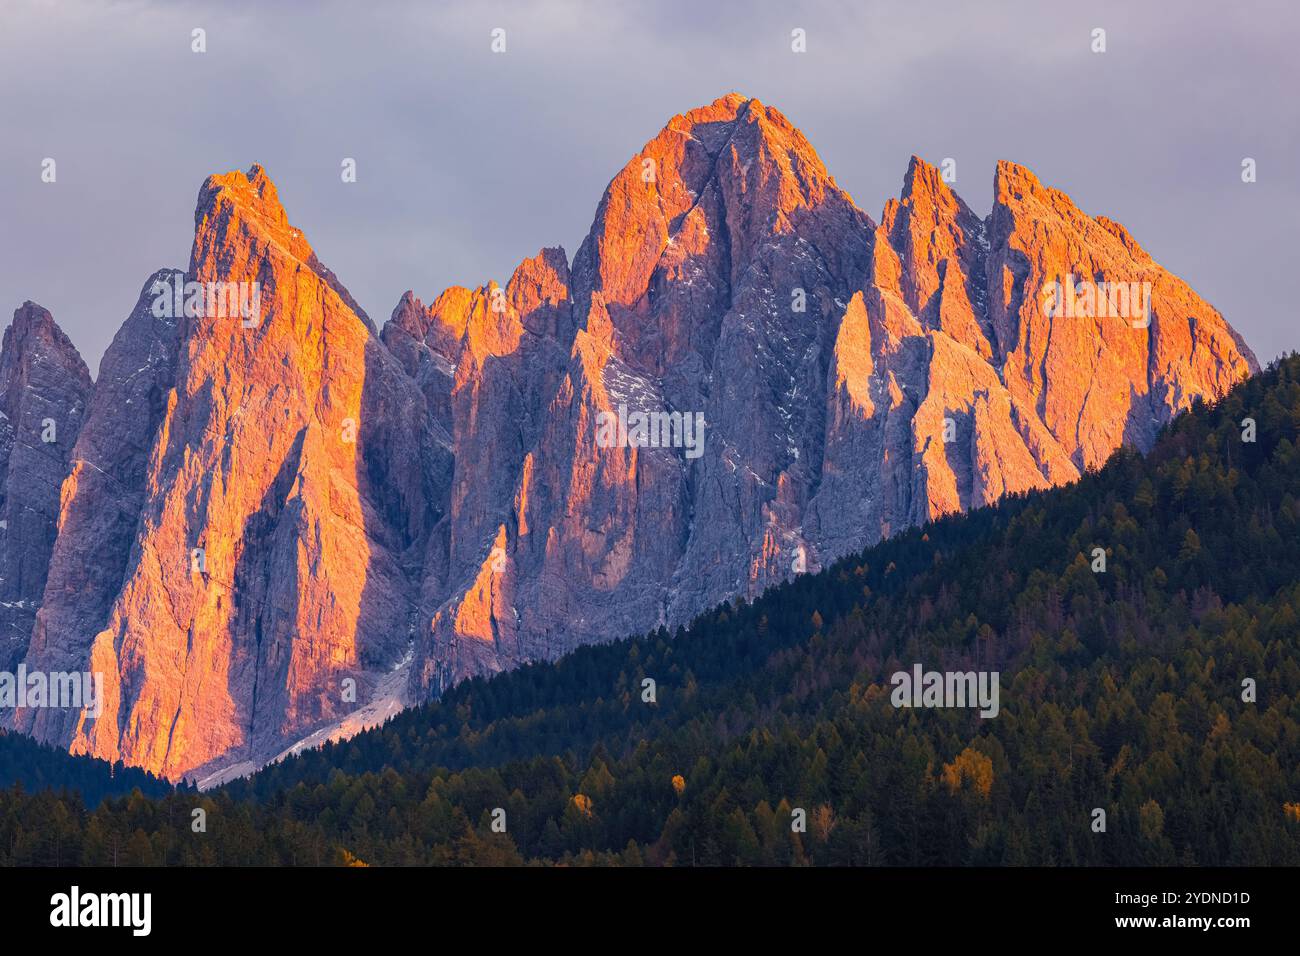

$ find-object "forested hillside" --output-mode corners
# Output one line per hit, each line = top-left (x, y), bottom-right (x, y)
(4, 356), (1299, 866)
(0, 729), (174, 812)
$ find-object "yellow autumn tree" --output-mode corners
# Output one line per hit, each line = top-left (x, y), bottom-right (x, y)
(671, 774), (686, 796)
(811, 805), (836, 843)
(940, 747), (994, 798)
(1139, 799), (1165, 841)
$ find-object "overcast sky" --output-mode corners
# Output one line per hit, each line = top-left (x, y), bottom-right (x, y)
(1, 0), (1296, 370)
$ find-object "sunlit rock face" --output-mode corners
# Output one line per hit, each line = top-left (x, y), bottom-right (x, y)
(408, 94), (1254, 699)
(15, 166), (447, 779)
(4, 94), (1256, 779)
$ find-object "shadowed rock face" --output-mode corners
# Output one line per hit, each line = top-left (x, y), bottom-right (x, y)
(0, 304), (92, 671)
(11, 274), (181, 717)
(3, 94), (1258, 779)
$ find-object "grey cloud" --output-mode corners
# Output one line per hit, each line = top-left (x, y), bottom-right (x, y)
(1, 0), (1295, 369)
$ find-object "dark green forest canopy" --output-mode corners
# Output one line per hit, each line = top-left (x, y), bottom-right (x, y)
(0, 728), (174, 807)
(4, 355), (1300, 866)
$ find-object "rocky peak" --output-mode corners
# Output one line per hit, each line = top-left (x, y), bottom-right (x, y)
(15, 163), (443, 778)
(880, 156), (992, 357)
(13, 270), (183, 749)
(195, 164), (373, 328)
(4, 302), (89, 367)
(407, 97), (1256, 708)
(0, 303), (92, 670)
(508, 246), (574, 343)
(4, 96), (1262, 781)
(386, 289), (467, 364)
(986, 157), (1257, 469)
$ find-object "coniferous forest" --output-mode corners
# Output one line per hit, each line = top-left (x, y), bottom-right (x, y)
(0, 730), (175, 807)
(3, 356), (1299, 866)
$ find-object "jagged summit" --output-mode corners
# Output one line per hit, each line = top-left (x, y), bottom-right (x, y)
(195, 163), (374, 327)
(993, 157), (1042, 190)
(1, 94), (1259, 780)
(194, 164), (298, 254)
(7, 301), (89, 361)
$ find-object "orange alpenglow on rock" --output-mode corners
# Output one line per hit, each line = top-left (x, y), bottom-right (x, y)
(1, 93), (1257, 781)
(14, 165), (442, 781)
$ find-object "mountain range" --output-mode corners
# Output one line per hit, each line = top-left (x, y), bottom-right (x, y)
(7, 350), (1296, 867)
(0, 93), (1257, 782)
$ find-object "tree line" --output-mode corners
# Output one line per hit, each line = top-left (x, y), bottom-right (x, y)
(3, 355), (1299, 866)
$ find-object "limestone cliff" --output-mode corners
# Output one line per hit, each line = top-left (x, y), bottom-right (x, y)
(4, 95), (1257, 779)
